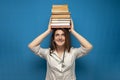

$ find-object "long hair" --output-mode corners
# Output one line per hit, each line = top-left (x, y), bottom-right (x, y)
(50, 28), (71, 54)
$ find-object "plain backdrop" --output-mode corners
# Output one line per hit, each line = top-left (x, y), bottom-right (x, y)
(0, 0), (120, 80)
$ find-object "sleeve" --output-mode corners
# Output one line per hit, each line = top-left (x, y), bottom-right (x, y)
(73, 46), (91, 59)
(30, 45), (49, 59)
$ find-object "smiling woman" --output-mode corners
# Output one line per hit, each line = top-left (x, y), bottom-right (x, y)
(54, 29), (66, 47)
(50, 28), (71, 54)
(28, 19), (93, 80)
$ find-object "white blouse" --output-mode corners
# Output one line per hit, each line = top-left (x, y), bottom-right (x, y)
(31, 45), (90, 80)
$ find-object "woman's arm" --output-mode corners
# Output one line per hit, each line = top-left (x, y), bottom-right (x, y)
(28, 21), (52, 49)
(70, 19), (93, 50)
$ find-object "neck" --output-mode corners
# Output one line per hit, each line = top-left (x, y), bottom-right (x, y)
(56, 46), (65, 54)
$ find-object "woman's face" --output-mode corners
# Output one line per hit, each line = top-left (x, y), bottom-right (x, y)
(54, 30), (65, 47)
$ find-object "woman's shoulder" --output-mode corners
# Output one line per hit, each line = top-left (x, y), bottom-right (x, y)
(70, 47), (78, 52)
(70, 46), (80, 50)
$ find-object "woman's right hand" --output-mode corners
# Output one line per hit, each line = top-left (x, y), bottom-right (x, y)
(47, 18), (52, 32)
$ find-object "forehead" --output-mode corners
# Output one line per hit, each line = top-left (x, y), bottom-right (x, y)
(55, 30), (64, 34)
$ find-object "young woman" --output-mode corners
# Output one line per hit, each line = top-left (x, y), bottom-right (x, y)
(28, 19), (93, 80)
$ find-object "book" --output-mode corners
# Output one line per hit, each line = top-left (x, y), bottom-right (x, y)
(52, 4), (69, 13)
(50, 21), (71, 28)
(51, 23), (70, 26)
(51, 18), (71, 21)
(51, 14), (70, 19)
(52, 12), (70, 15)
(51, 26), (71, 28)
(51, 20), (70, 23)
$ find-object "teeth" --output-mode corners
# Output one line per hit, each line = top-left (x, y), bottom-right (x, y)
(58, 41), (63, 42)
(58, 40), (62, 41)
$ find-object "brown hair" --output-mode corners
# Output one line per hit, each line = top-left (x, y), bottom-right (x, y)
(50, 28), (71, 53)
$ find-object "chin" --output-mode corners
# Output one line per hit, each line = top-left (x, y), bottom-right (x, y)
(56, 43), (65, 47)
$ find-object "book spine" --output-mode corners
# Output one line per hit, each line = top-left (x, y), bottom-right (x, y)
(52, 11), (69, 14)
(51, 15), (70, 19)
(51, 21), (70, 23)
(51, 19), (71, 21)
(51, 26), (71, 28)
(51, 23), (70, 26)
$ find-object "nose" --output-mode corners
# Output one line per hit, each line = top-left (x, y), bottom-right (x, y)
(59, 35), (62, 39)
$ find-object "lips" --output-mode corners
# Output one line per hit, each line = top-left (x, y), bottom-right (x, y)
(57, 40), (64, 42)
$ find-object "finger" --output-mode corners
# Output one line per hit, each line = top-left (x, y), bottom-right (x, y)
(69, 29), (71, 32)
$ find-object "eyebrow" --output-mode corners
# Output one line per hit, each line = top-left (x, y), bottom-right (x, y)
(55, 33), (65, 35)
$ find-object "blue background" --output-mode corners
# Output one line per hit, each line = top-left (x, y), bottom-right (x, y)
(0, 0), (120, 80)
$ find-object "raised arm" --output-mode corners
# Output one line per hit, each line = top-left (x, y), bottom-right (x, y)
(70, 19), (93, 50)
(28, 21), (52, 49)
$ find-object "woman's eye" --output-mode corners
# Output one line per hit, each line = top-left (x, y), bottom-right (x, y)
(62, 34), (65, 36)
(55, 34), (59, 36)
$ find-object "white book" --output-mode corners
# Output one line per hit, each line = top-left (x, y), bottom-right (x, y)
(51, 20), (70, 23)
(51, 18), (71, 21)
(51, 23), (70, 26)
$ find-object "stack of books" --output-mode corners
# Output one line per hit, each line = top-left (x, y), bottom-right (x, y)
(50, 4), (71, 28)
